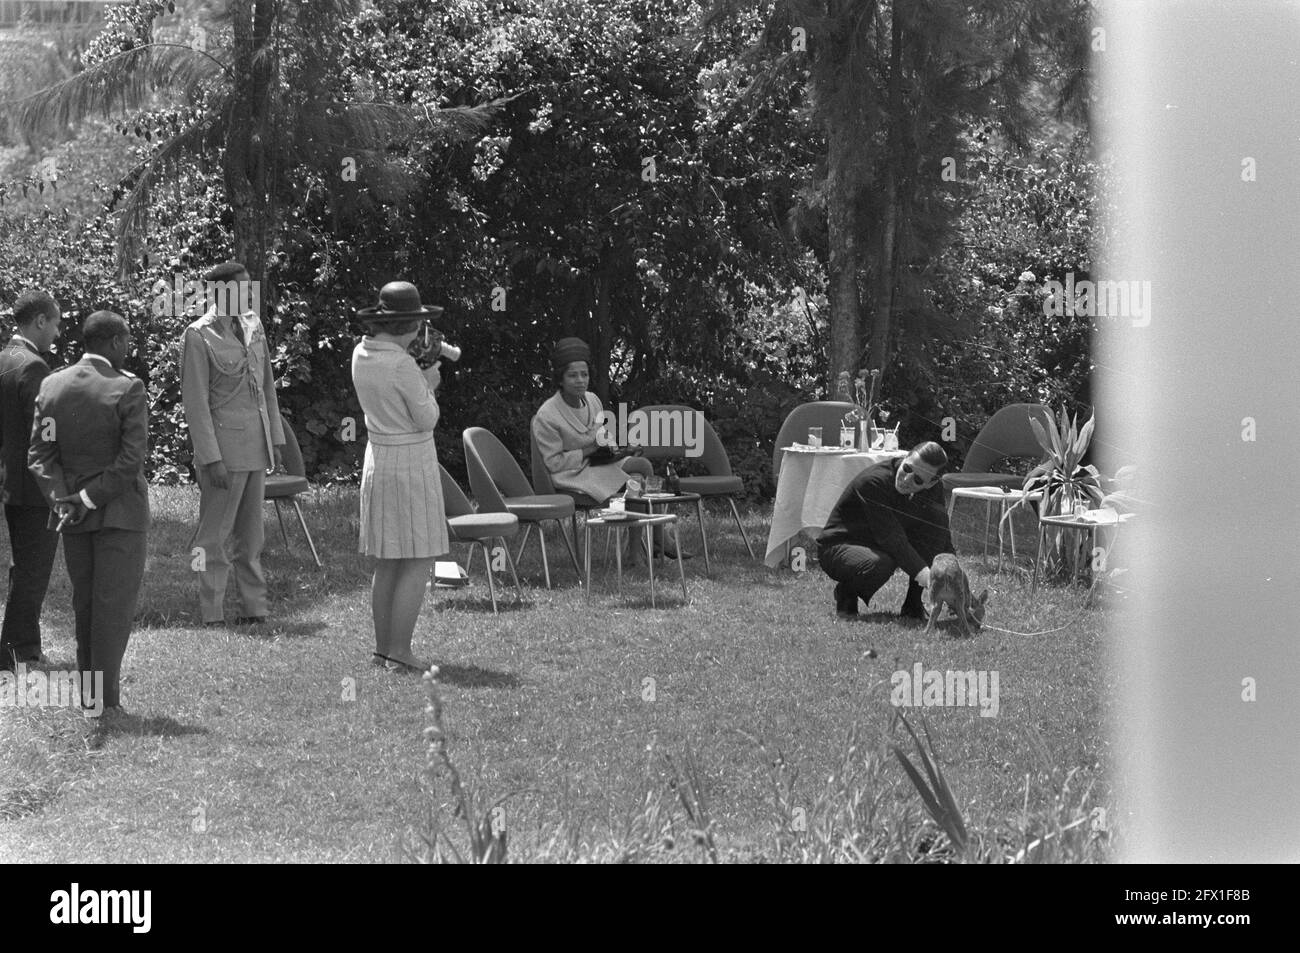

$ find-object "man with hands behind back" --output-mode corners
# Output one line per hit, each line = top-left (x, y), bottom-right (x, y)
(28, 311), (149, 716)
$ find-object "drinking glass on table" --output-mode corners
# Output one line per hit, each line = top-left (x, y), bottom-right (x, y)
(840, 426), (855, 448)
(646, 475), (664, 494)
(808, 426), (822, 447)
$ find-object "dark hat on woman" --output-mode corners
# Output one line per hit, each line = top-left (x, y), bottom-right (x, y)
(552, 337), (591, 372)
(356, 281), (444, 323)
(205, 260), (248, 281)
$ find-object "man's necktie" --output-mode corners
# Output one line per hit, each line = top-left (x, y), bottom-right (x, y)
(231, 316), (246, 347)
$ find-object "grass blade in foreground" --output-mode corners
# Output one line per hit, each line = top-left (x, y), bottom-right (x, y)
(890, 710), (970, 856)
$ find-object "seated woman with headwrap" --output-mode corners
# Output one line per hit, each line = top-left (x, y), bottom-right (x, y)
(532, 337), (676, 559)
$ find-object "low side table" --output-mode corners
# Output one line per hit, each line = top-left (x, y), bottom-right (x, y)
(949, 486), (1041, 570)
(626, 491), (704, 571)
(584, 512), (688, 607)
(1032, 511), (1135, 594)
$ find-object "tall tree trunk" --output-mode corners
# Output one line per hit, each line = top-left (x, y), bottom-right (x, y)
(820, 0), (878, 393)
(225, 0), (254, 271)
(224, 0), (275, 295)
(588, 271), (612, 404)
(825, 115), (867, 394)
(869, 0), (904, 380)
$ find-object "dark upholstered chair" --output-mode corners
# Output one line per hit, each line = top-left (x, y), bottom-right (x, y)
(264, 414), (322, 567)
(942, 403), (1053, 517)
(630, 404), (755, 569)
(772, 401), (858, 480)
(463, 427), (579, 589)
(439, 464), (522, 613)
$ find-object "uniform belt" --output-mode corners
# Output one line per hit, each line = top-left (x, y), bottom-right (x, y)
(368, 431), (434, 446)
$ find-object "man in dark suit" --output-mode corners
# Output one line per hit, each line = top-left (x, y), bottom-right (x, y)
(817, 441), (954, 620)
(28, 311), (149, 716)
(0, 290), (63, 670)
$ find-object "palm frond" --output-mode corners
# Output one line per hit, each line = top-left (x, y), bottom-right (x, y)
(5, 43), (228, 142)
(419, 96), (518, 146)
(295, 103), (421, 153)
(111, 111), (226, 277)
(295, 96), (513, 159)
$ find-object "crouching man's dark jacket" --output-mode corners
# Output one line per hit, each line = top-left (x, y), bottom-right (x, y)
(816, 456), (953, 577)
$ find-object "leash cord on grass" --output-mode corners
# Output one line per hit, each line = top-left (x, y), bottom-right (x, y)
(977, 578), (1101, 637)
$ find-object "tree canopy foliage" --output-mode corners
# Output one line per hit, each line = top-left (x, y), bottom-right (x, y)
(1, 0), (1102, 498)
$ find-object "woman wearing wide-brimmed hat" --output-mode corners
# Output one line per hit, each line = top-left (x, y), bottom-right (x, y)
(351, 281), (447, 672)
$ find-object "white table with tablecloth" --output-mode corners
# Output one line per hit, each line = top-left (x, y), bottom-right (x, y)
(764, 447), (908, 568)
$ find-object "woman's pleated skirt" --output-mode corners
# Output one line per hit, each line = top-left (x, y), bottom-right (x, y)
(358, 433), (449, 559)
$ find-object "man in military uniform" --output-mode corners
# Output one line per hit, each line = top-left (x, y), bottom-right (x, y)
(181, 261), (283, 626)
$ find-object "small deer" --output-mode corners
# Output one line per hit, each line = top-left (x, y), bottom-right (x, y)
(925, 553), (989, 637)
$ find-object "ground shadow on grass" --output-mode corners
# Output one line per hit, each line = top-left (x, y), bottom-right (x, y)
(431, 662), (523, 689)
(744, 574), (813, 591)
(134, 608), (202, 630)
(432, 595), (536, 614)
(131, 611), (333, 640)
(583, 595), (691, 611)
(21, 655), (78, 672)
(0, 781), (61, 821)
(87, 713), (209, 749)
(837, 610), (930, 629)
(232, 620), (333, 640)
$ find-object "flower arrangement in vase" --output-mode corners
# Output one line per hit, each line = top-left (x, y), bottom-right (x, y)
(837, 368), (881, 448)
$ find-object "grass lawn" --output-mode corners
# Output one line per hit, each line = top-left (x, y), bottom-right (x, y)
(0, 484), (1120, 863)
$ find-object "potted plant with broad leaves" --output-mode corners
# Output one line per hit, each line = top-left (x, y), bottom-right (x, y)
(1000, 407), (1103, 582)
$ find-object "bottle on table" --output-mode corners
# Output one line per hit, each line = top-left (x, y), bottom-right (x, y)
(665, 461), (679, 494)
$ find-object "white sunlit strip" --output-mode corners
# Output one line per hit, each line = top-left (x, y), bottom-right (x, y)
(1097, 0), (1300, 862)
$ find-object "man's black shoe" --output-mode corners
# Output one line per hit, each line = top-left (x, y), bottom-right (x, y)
(899, 603), (927, 622)
(835, 581), (859, 618)
(234, 616), (266, 625)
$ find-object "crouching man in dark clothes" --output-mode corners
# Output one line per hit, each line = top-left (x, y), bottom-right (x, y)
(817, 441), (953, 620)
